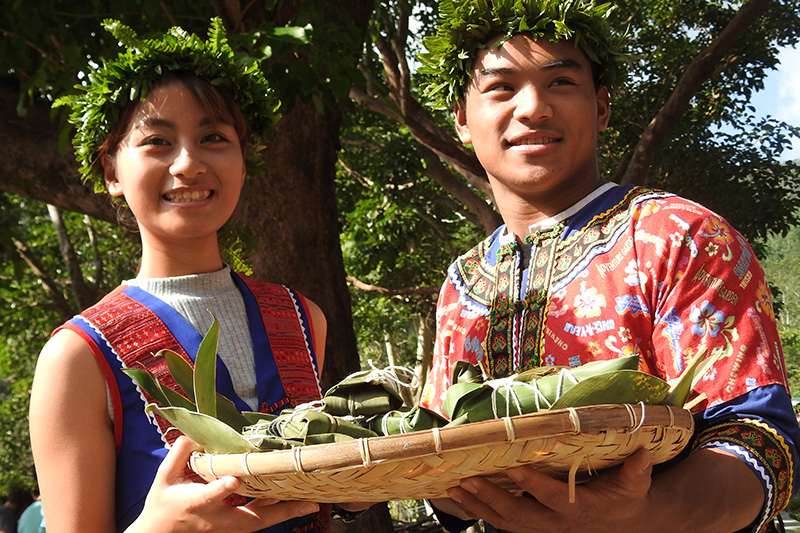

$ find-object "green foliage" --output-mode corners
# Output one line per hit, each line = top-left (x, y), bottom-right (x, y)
(761, 220), (800, 394)
(0, 192), (139, 494)
(0, 1), (214, 115)
(418, 0), (628, 109)
(600, 1), (800, 250)
(337, 106), (483, 368)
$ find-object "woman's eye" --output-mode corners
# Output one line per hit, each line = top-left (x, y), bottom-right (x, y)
(203, 132), (229, 143)
(142, 136), (169, 146)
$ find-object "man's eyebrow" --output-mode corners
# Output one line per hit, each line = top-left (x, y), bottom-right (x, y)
(476, 58), (584, 79)
(476, 66), (516, 78)
(541, 58), (584, 71)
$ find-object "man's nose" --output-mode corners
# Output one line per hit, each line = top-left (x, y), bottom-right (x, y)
(513, 85), (553, 122)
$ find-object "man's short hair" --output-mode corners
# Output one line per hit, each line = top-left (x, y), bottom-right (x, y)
(418, 0), (628, 109)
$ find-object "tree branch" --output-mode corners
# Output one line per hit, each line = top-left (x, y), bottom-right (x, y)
(618, 0), (773, 185)
(0, 80), (118, 223)
(47, 204), (99, 309)
(352, 5), (497, 224)
(416, 148), (502, 233)
(84, 214), (105, 293)
(11, 236), (74, 321)
(346, 275), (440, 296)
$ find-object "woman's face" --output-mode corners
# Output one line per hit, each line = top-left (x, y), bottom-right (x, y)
(103, 79), (246, 250)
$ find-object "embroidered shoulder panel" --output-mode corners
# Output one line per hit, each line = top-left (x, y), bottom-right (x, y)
(236, 277), (323, 408)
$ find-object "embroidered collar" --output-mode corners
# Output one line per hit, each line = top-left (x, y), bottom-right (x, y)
(527, 182), (618, 235)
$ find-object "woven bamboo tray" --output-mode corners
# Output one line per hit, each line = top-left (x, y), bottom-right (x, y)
(188, 403), (693, 502)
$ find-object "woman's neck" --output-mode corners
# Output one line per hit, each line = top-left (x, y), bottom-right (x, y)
(137, 236), (224, 278)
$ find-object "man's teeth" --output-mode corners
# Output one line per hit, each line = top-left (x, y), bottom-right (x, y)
(515, 137), (557, 145)
(164, 190), (212, 202)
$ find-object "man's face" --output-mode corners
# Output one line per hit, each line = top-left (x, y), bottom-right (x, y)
(455, 36), (611, 218)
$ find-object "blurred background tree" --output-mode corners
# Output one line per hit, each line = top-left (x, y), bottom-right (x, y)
(1, 2), (799, 531)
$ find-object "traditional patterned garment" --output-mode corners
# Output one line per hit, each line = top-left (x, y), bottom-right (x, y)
(57, 271), (331, 533)
(421, 183), (800, 531)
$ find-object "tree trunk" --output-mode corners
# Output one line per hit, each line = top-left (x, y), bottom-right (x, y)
(0, 79), (117, 224)
(235, 102), (360, 391)
(413, 310), (435, 406)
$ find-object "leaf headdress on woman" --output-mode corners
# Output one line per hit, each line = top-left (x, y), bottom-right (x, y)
(418, 0), (629, 110)
(53, 17), (280, 192)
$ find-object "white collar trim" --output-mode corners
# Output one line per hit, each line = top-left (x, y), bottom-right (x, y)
(527, 182), (618, 234)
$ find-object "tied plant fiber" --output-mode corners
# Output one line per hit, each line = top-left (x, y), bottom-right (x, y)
(53, 17), (280, 192)
(418, 0), (629, 109)
(124, 317), (715, 454)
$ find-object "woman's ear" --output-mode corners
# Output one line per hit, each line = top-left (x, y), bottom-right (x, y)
(102, 155), (124, 197)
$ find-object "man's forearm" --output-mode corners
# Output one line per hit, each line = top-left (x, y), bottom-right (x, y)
(645, 447), (764, 533)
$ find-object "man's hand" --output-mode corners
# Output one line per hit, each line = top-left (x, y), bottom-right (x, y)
(443, 448), (654, 533)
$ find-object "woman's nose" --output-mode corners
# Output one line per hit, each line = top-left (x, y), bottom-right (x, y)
(169, 146), (207, 178)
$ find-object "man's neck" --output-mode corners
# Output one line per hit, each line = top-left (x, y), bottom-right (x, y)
(500, 181), (615, 242)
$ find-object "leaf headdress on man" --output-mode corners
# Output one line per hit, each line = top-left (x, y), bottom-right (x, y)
(418, 0), (629, 110)
(53, 17), (280, 192)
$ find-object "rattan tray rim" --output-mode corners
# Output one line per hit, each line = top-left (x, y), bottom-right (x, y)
(190, 404), (694, 478)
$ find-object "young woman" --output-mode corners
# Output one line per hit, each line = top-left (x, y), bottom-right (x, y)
(30, 20), (329, 533)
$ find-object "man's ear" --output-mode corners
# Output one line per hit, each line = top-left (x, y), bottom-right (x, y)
(454, 99), (472, 145)
(596, 86), (611, 132)
(102, 155), (124, 197)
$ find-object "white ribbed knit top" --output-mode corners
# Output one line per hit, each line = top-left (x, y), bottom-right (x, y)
(123, 266), (259, 410)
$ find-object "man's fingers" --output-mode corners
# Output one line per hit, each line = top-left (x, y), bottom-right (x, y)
(507, 466), (571, 511)
(617, 448), (653, 495)
(448, 476), (533, 529)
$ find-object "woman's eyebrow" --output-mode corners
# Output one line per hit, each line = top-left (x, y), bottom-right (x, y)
(135, 116), (215, 129)
(136, 116), (175, 130)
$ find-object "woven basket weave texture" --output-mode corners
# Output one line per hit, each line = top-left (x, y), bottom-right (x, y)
(189, 403), (693, 502)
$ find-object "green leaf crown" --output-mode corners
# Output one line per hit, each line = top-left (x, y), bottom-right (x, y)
(53, 17), (280, 191)
(418, 0), (629, 110)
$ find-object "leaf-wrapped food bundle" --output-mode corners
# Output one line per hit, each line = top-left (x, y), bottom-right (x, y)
(243, 408), (377, 443)
(549, 370), (670, 409)
(368, 406), (448, 436)
(322, 365), (414, 417)
(146, 404), (292, 453)
(443, 356), (642, 425)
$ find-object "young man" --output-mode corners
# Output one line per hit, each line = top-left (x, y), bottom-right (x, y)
(418, 1), (799, 532)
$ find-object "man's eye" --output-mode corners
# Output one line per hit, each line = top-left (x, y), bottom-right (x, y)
(486, 83), (514, 93)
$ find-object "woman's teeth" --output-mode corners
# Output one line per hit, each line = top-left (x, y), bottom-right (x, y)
(164, 190), (211, 202)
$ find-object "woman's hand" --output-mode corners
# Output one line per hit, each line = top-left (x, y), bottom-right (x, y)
(128, 436), (320, 533)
